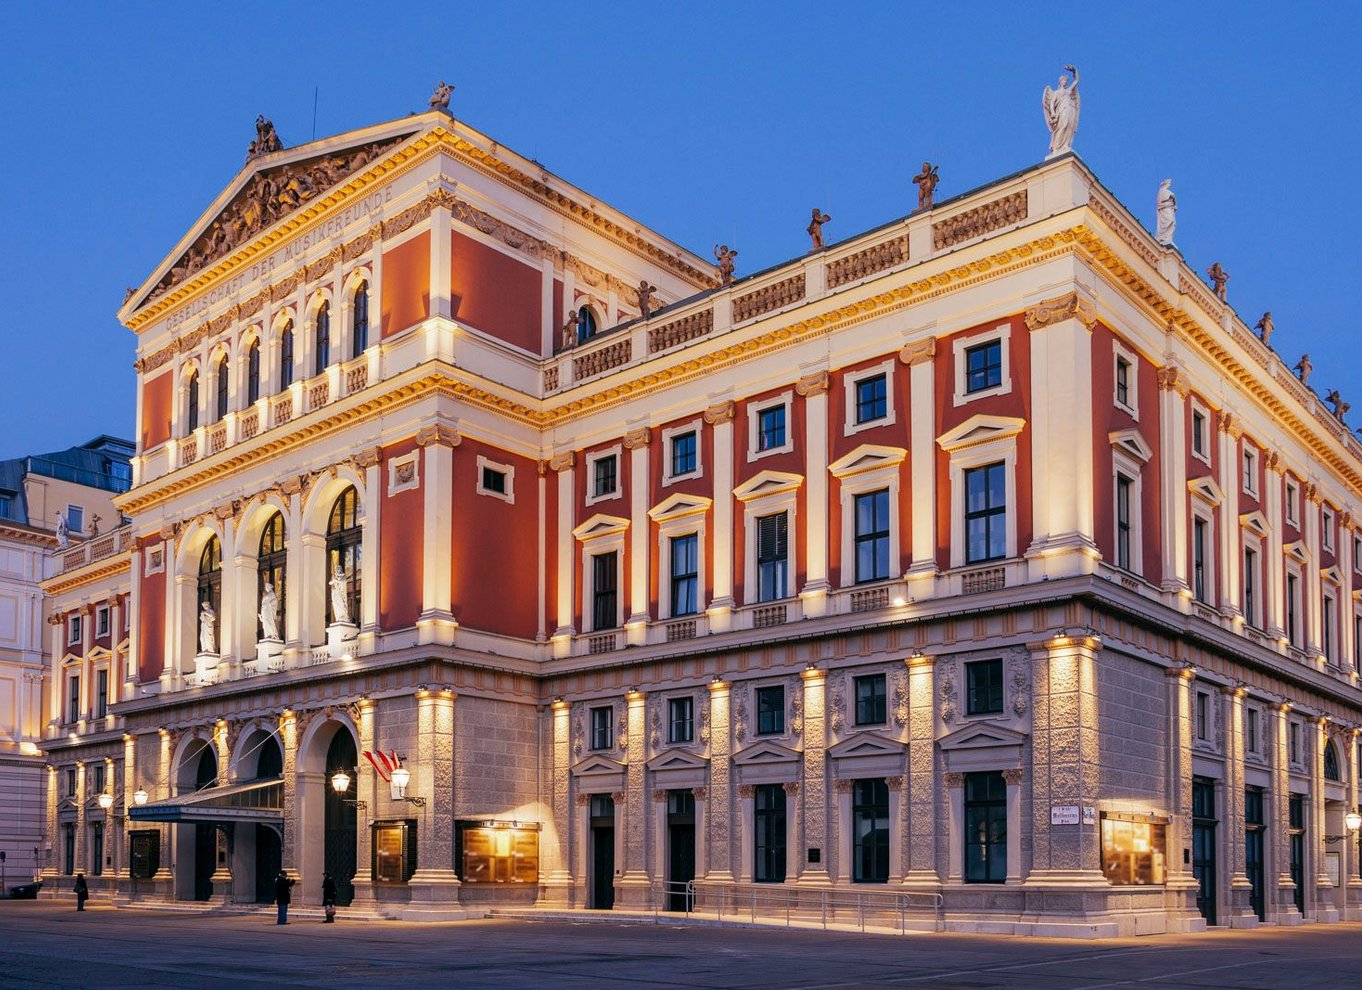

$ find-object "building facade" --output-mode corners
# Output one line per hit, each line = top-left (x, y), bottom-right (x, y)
(38, 104), (1362, 935)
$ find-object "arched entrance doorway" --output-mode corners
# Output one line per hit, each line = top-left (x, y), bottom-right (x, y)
(324, 730), (358, 905)
(298, 718), (358, 907)
(253, 735), (284, 903)
(172, 739), (218, 902)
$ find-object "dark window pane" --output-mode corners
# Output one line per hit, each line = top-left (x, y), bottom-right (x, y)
(966, 659), (1004, 715)
(855, 374), (887, 423)
(756, 686), (785, 735)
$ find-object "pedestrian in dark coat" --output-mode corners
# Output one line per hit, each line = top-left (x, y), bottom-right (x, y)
(73, 873), (88, 912)
(274, 870), (295, 925)
(321, 873), (337, 923)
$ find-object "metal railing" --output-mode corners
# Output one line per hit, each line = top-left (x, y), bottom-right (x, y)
(649, 879), (943, 933)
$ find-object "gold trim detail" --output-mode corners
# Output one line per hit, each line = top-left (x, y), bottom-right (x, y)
(898, 338), (936, 367)
(1023, 290), (1097, 332)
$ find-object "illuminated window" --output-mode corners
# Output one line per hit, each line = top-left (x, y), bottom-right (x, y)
(1100, 814), (1167, 885)
(257, 513), (286, 641)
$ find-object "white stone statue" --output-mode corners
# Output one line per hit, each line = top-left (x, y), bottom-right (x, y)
(1155, 179), (1177, 246)
(1042, 65), (1081, 158)
(259, 581), (280, 641)
(199, 601), (217, 655)
(329, 563), (351, 625)
(55, 512), (69, 548)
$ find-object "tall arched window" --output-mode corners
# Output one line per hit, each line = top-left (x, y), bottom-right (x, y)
(186, 370), (200, 432)
(352, 283), (369, 358)
(1325, 741), (1341, 781)
(314, 302), (331, 376)
(576, 305), (598, 344)
(214, 355), (229, 422)
(197, 537), (221, 653)
(246, 340), (261, 404)
(257, 513), (286, 641)
(326, 486), (362, 625)
(279, 321), (295, 389)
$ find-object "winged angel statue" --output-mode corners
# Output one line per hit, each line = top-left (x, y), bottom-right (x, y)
(1042, 65), (1081, 157)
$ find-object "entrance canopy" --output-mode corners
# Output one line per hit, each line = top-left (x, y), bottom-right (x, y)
(129, 777), (284, 826)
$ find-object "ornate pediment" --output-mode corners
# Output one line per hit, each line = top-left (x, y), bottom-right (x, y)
(732, 740), (801, 765)
(1240, 510), (1270, 537)
(938, 721), (1028, 773)
(571, 754), (627, 777)
(936, 414), (1026, 453)
(1284, 539), (1309, 564)
(572, 513), (630, 542)
(645, 749), (708, 772)
(647, 492), (712, 523)
(1109, 428), (1154, 464)
(939, 722), (1028, 751)
(732, 469), (803, 502)
(828, 731), (906, 759)
(1187, 475), (1224, 506)
(827, 444), (908, 480)
(137, 131), (416, 308)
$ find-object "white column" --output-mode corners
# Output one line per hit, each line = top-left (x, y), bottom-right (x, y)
(416, 427), (457, 645)
(1264, 457), (1286, 639)
(1219, 418), (1242, 619)
(429, 203), (452, 322)
(358, 451), (382, 650)
(625, 429), (650, 646)
(706, 401), (735, 629)
(552, 453), (576, 658)
(798, 371), (830, 616)
(737, 785), (755, 882)
(126, 549), (141, 688)
(1158, 367), (1190, 599)
(1305, 489), (1323, 660)
(901, 339), (938, 599)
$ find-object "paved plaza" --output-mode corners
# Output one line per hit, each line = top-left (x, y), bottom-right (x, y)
(2, 902), (1361, 989)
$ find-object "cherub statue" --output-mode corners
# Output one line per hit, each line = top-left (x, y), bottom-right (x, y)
(1295, 353), (1312, 386)
(637, 281), (656, 319)
(714, 244), (738, 284)
(123, 287), (136, 304)
(429, 80), (454, 111)
(561, 313), (578, 351)
(1042, 65), (1081, 157)
(1254, 312), (1274, 346)
(1205, 262), (1229, 302)
(807, 208), (831, 251)
(1325, 390), (1350, 420)
(912, 161), (940, 210)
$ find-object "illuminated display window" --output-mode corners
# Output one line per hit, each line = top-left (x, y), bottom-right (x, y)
(1100, 813), (1168, 886)
(371, 819), (417, 884)
(456, 820), (541, 883)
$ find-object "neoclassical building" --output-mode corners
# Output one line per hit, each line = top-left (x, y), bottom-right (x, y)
(38, 97), (1362, 935)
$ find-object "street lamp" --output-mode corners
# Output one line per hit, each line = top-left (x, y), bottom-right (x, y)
(1325, 810), (1362, 843)
(133, 789), (148, 806)
(330, 769), (351, 795)
(97, 791), (114, 811)
(390, 766), (410, 795)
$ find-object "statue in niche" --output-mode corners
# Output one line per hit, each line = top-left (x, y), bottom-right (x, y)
(714, 244), (738, 284)
(637, 280), (656, 319)
(199, 601), (217, 655)
(246, 115), (284, 161)
(1325, 390), (1350, 420)
(429, 81), (454, 111)
(1254, 312), (1274, 346)
(1295, 353), (1312, 385)
(1205, 262), (1229, 302)
(1155, 179), (1176, 245)
(912, 161), (940, 210)
(329, 564), (352, 625)
(54, 512), (69, 547)
(807, 208), (831, 251)
(259, 581), (280, 641)
(1042, 65), (1081, 157)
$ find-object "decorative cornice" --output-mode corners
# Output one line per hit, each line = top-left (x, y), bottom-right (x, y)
(1024, 290), (1097, 332)
(795, 370), (829, 397)
(898, 338), (936, 366)
(415, 423), (462, 449)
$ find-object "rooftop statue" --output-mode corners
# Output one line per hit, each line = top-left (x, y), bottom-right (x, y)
(1295, 353), (1312, 386)
(1205, 262), (1229, 302)
(1155, 179), (1176, 246)
(55, 512), (69, 548)
(1254, 312), (1274, 346)
(1325, 390), (1350, 421)
(807, 208), (831, 252)
(429, 81), (454, 112)
(912, 162), (940, 210)
(1042, 65), (1081, 157)
(246, 115), (284, 162)
(637, 281), (656, 319)
(714, 244), (738, 284)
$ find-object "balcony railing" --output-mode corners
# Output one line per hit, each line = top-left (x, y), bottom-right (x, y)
(57, 524), (134, 574)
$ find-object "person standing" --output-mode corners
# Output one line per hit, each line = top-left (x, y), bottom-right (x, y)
(73, 873), (88, 912)
(321, 872), (337, 923)
(274, 869), (295, 925)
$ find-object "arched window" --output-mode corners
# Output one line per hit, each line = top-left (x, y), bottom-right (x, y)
(352, 283), (369, 358)
(314, 302), (331, 376)
(214, 355), (229, 422)
(186, 370), (200, 433)
(325, 486), (361, 625)
(246, 340), (261, 404)
(1325, 741), (1341, 781)
(257, 513), (286, 642)
(576, 305), (598, 344)
(279, 321), (295, 389)
(197, 537), (221, 653)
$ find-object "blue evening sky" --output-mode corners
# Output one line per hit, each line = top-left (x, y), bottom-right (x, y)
(1, 1), (1358, 460)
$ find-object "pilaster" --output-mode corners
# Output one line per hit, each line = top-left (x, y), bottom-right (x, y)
(902, 653), (939, 888)
(616, 689), (650, 906)
(541, 699), (574, 906)
(405, 687), (463, 918)
(1158, 366), (1190, 598)
(799, 666), (831, 885)
(416, 427), (458, 644)
(1269, 702), (1302, 924)
(1263, 455), (1286, 638)
(1221, 686), (1257, 927)
(901, 339), (938, 599)
(705, 678), (734, 881)
(1163, 666), (1205, 930)
(625, 430), (650, 646)
(799, 371), (831, 616)
(552, 453), (576, 657)
(1311, 716), (1338, 921)
(1217, 416), (1242, 620)
(706, 401), (736, 629)
(350, 698), (376, 908)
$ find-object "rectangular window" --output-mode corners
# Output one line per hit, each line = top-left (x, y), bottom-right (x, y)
(1101, 815), (1168, 886)
(1115, 356), (1131, 408)
(66, 674), (80, 724)
(63, 825), (75, 876)
(668, 697), (694, 744)
(756, 512), (789, 603)
(1323, 509), (1335, 552)
(1286, 482), (1298, 525)
(91, 763), (105, 794)
(964, 771), (1007, 883)
(480, 466), (507, 495)
(1245, 787), (1266, 921)
(1192, 410), (1207, 457)
(853, 489), (891, 582)
(965, 463), (1007, 564)
(96, 607), (110, 637)
(966, 659), (1004, 716)
(1355, 613), (1362, 670)
(1354, 535), (1362, 572)
(592, 455), (617, 497)
(95, 669), (108, 719)
(1323, 594), (1336, 662)
(591, 551), (618, 631)
(68, 615), (82, 645)
(756, 685), (785, 735)
(590, 706), (613, 750)
(372, 822), (415, 884)
(854, 674), (887, 726)
(1243, 449), (1256, 494)
(1287, 573), (1300, 647)
(65, 767), (77, 797)
(1115, 473), (1133, 571)
(1246, 708), (1259, 754)
(757, 406), (786, 452)
(66, 505), (85, 533)
(1192, 518), (1208, 603)
(1243, 548), (1257, 627)
(671, 431), (697, 476)
(855, 374), (887, 424)
(669, 534), (699, 617)
(852, 779), (891, 883)
(753, 783), (787, 883)
(0, 491), (12, 518)
(1195, 691), (1209, 741)
(965, 340), (1002, 393)
(91, 821), (105, 877)
(1289, 722), (1299, 763)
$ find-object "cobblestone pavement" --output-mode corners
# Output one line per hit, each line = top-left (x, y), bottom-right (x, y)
(3, 901), (1361, 988)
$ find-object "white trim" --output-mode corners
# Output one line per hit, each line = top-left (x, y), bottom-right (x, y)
(1322, 506), (1336, 554)
(575, 514), (630, 633)
(830, 444), (907, 587)
(585, 445), (624, 506)
(1285, 478), (1300, 527)
(842, 359), (897, 437)
(952, 323), (1012, 407)
(1241, 443), (1259, 499)
(734, 470), (804, 605)
(1190, 509), (1216, 606)
(939, 420), (1021, 569)
(747, 390), (794, 462)
(1112, 341), (1138, 420)
(475, 454), (515, 504)
(67, 614), (82, 646)
(1189, 399), (1211, 467)
(1111, 449), (1144, 576)
(662, 418), (704, 485)
(144, 544), (165, 575)
(387, 451), (421, 496)
(650, 496), (709, 621)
